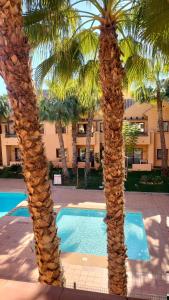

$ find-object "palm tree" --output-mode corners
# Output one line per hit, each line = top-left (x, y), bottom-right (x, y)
(65, 95), (85, 175)
(0, 0), (70, 286)
(39, 97), (70, 178)
(0, 95), (10, 164)
(84, 110), (95, 187)
(45, 79), (87, 178)
(123, 35), (169, 175)
(78, 60), (100, 187)
(25, 1), (140, 294)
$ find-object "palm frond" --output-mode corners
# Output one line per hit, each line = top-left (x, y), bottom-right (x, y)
(0, 95), (10, 118)
(135, 0), (169, 55)
(35, 53), (57, 87)
(24, 1), (79, 46)
(125, 54), (150, 85)
(35, 37), (84, 86)
(76, 29), (99, 56)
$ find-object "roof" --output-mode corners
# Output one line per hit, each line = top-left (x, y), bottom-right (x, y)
(124, 102), (152, 120)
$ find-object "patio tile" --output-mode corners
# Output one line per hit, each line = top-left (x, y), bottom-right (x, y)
(0, 180), (169, 296)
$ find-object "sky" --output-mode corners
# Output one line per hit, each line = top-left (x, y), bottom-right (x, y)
(0, 78), (5, 95)
(0, 2), (98, 96)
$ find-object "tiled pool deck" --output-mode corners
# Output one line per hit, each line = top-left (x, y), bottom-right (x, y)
(0, 179), (169, 297)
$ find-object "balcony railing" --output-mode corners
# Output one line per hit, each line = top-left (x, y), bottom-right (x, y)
(77, 132), (93, 137)
(138, 131), (148, 136)
(5, 132), (17, 137)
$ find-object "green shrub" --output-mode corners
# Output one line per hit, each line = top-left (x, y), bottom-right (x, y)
(140, 174), (163, 185)
(9, 164), (22, 173)
(0, 165), (23, 178)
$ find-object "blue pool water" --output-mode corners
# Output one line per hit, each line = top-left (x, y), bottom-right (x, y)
(0, 192), (27, 218)
(11, 207), (30, 217)
(10, 207), (150, 261)
(57, 208), (150, 261)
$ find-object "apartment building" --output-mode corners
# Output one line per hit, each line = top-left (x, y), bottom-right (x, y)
(0, 101), (169, 171)
(0, 110), (104, 169)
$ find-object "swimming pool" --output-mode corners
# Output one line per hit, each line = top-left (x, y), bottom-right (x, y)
(10, 207), (150, 261)
(0, 192), (27, 218)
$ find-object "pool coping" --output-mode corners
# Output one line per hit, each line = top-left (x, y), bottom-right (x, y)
(7, 201), (143, 218)
(6, 202), (150, 264)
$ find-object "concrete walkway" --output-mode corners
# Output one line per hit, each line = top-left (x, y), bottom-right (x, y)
(0, 179), (169, 296)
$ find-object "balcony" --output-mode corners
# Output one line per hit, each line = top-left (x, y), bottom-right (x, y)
(132, 163), (152, 171)
(1, 131), (18, 146)
(137, 133), (150, 145)
(76, 136), (95, 147)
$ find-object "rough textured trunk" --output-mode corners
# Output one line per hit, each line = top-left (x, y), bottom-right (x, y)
(99, 23), (127, 296)
(84, 111), (94, 187)
(56, 121), (69, 178)
(0, 0), (63, 286)
(72, 122), (77, 175)
(156, 88), (168, 176)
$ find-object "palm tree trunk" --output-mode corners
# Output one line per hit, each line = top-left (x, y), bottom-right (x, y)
(72, 122), (77, 175)
(99, 24), (127, 296)
(156, 87), (168, 176)
(56, 121), (69, 178)
(84, 111), (94, 187)
(0, 0), (63, 286)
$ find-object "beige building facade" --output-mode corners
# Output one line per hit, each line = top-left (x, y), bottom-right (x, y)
(0, 101), (169, 171)
(0, 110), (104, 169)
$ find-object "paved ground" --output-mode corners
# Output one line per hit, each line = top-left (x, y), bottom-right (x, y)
(0, 179), (169, 297)
(0, 280), (143, 300)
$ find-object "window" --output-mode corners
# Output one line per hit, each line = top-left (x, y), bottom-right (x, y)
(5, 122), (16, 136)
(78, 124), (87, 134)
(157, 121), (169, 132)
(78, 148), (86, 162)
(157, 149), (168, 160)
(77, 123), (94, 135)
(132, 122), (145, 133)
(56, 149), (67, 160)
(127, 148), (143, 164)
(100, 123), (103, 132)
(15, 148), (21, 161)
(55, 124), (67, 134)
(77, 148), (94, 162)
(134, 148), (143, 162)
(163, 122), (169, 132)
